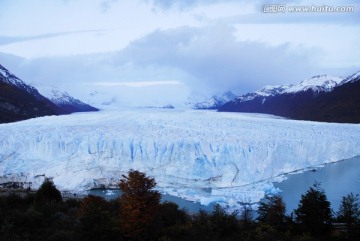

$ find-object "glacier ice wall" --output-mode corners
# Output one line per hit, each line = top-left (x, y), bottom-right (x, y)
(0, 110), (359, 206)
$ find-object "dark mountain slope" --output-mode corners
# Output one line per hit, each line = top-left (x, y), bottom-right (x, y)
(0, 80), (66, 123)
(292, 76), (360, 123)
(0, 65), (66, 123)
(220, 89), (318, 118)
(219, 73), (360, 123)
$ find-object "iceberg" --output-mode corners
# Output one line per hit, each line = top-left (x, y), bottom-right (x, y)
(0, 110), (359, 210)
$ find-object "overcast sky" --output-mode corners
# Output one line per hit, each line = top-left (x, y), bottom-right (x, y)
(0, 0), (359, 106)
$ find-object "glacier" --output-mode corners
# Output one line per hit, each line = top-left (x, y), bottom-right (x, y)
(0, 110), (359, 210)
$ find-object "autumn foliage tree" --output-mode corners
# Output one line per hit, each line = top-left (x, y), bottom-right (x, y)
(119, 170), (161, 240)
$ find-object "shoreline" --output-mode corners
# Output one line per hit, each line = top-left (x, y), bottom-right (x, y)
(0, 187), (86, 200)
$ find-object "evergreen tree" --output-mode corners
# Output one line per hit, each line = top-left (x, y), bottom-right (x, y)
(240, 203), (253, 226)
(294, 182), (332, 235)
(78, 195), (120, 241)
(210, 204), (239, 237)
(257, 195), (286, 227)
(119, 170), (161, 240)
(337, 192), (360, 225)
(35, 177), (62, 205)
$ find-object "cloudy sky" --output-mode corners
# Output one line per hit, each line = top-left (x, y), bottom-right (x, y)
(0, 0), (359, 107)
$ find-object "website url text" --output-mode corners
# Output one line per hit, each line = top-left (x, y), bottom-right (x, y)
(261, 4), (355, 13)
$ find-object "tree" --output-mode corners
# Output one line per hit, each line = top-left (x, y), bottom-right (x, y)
(210, 204), (239, 237)
(78, 195), (120, 241)
(35, 178), (62, 205)
(240, 203), (253, 226)
(155, 202), (189, 240)
(157, 201), (188, 228)
(257, 195), (286, 228)
(294, 182), (332, 235)
(337, 192), (360, 225)
(119, 170), (161, 240)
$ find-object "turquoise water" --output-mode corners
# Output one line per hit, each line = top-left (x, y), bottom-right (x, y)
(274, 156), (360, 214)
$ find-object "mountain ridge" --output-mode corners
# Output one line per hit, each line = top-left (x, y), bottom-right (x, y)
(219, 72), (360, 123)
(186, 91), (237, 109)
(0, 64), (98, 124)
(38, 87), (99, 113)
(0, 64), (65, 123)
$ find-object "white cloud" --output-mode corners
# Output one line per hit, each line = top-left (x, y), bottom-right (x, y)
(112, 24), (322, 92)
(234, 23), (360, 68)
(0, 0), (359, 106)
(91, 80), (182, 87)
(0, 0), (202, 58)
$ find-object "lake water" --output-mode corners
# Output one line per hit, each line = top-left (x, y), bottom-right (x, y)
(89, 156), (360, 214)
(274, 156), (360, 214)
(88, 189), (215, 213)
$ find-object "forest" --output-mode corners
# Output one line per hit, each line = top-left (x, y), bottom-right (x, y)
(0, 170), (359, 241)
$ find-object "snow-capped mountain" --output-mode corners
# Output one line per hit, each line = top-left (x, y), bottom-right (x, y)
(186, 91), (237, 109)
(219, 72), (360, 123)
(234, 75), (342, 104)
(284, 75), (343, 93)
(340, 71), (360, 85)
(37, 87), (99, 113)
(0, 64), (51, 101)
(0, 64), (98, 123)
(295, 72), (360, 123)
(235, 85), (291, 103)
(0, 64), (65, 123)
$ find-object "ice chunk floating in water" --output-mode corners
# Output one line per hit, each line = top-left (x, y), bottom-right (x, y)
(0, 110), (359, 210)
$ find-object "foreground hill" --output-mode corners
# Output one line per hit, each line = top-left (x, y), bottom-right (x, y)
(219, 72), (360, 123)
